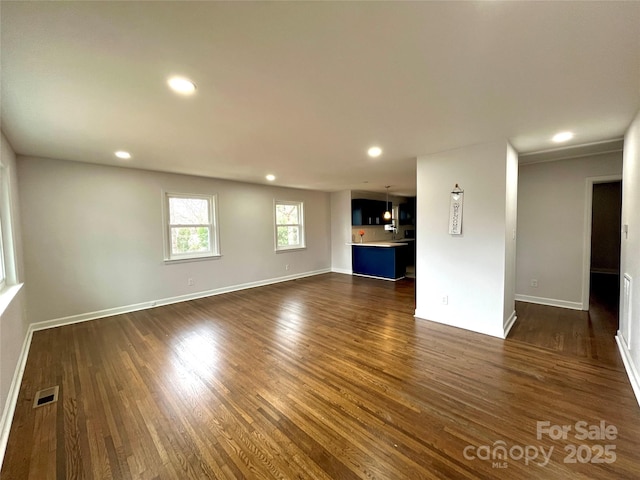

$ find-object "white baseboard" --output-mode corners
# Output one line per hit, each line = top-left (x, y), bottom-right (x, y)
(31, 269), (332, 332)
(352, 273), (402, 282)
(331, 267), (353, 275)
(515, 294), (584, 311)
(503, 310), (517, 338)
(0, 327), (33, 471)
(616, 334), (640, 407)
(414, 309), (517, 339)
(414, 310), (506, 339)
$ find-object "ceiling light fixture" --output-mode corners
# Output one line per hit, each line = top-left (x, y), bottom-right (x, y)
(552, 131), (574, 143)
(114, 151), (131, 160)
(266, 174), (276, 181)
(168, 76), (197, 95)
(383, 186), (392, 221)
(368, 146), (382, 158)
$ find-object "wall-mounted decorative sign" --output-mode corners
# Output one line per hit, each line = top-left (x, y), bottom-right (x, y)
(449, 184), (464, 235)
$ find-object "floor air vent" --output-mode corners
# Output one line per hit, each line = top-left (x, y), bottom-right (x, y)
(33, 386), (59, 408)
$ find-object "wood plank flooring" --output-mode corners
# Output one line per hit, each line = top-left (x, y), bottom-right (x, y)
(508, 299), (622, 368)
(509, 274), (622, 367)
(2, 273), (640, 479)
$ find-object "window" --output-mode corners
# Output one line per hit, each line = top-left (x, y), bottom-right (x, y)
(165, 193), (219, 261)
(275, 200), (305, 251)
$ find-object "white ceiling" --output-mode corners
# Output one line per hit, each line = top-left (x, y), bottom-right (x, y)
(2, 1), (639, 196)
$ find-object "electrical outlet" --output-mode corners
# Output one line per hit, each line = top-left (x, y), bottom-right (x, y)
(188, 278), (194, 286)
(531, 279), (538, 288)
(442, 295), (448, 305)
(285, 264), (290, 271)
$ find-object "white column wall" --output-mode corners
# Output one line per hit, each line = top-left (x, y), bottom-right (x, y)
(504, 143), (518, 330)
(415, 140), (513, 338)
(330, 190), (353, 274)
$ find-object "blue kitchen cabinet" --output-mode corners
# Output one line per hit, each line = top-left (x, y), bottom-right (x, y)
(352, 244), (407, 280)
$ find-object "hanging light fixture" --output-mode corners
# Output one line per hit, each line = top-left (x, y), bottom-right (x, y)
(383, 186), (392, 220)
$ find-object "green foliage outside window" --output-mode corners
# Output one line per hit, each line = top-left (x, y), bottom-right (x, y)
(172, 226), (210, 254)
(167, 194), (216, 258)
(275, 202), (303, 249)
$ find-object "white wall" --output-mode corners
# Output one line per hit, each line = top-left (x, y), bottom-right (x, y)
(330, 190), (352, 274)
(0, 288), (25, 439)
(618, 109), (640, 405)
(516, 152), (622, 309)
(415, 140), (514, 338)
(18, 156), (331, 324)
(504, 143), (518, 327)
(0, 132), (27, 464)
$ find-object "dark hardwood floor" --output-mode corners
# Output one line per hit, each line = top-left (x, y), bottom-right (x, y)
(2, 273), (639, 479)
(509, 273), (622, 367)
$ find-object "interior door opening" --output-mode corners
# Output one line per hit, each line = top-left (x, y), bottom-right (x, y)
(589, 181), (622, 313)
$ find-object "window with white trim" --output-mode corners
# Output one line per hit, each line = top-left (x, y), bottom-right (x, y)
(165, 193), (219, 260)
(275, 200), (305, 251)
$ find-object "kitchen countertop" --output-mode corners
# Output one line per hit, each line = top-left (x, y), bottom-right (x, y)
(349, 240), (412, 247)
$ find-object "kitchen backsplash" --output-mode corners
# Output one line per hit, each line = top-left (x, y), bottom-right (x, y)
(351, 225), (405, 243)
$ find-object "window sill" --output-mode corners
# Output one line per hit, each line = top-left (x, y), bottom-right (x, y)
(0, 283), (24, 318)
(164, 254), (222, 265)
(275, 246), (307, 253)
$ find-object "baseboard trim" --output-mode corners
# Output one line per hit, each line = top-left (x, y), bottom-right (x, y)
(503, 310), (517, 338)
(31, 269), (332, 332)
(331, 267), (353, 275)
(352, 273), (403, 282)
(0, 327), (33, 470)
(515, 294), (584, 311)
(414, 310), (505, 339)
(616, 334), (640, 407)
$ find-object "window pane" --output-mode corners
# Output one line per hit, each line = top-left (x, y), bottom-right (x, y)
(276, 204), (299, 225)
(171, 226), (211, 255)
(277, 226), (299, 247)
(169, 197), (209, 225)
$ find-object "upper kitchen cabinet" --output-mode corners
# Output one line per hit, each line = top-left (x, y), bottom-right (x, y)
(399, 197), (416, 225)
(352, 199), (392, 226)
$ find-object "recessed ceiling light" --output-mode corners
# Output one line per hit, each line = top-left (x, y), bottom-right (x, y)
(168, 76), (197, 95)
(552, 131), (574, 143)
(114, 151), (131, 160)
(266, 174), (276, 181)
(368, 146), (382, 158)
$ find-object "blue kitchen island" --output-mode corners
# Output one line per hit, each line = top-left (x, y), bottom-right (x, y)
(351, 242), (408, 281)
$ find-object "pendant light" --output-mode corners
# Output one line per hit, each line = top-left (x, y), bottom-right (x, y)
(383, 186), (392, 220)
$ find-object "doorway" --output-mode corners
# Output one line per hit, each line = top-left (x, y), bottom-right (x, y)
(589, 181), (622, 311)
